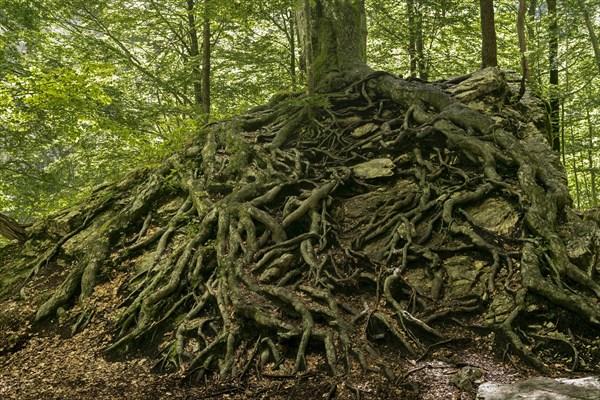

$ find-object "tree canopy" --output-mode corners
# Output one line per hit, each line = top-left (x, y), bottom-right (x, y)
(1, 0), (599, 224)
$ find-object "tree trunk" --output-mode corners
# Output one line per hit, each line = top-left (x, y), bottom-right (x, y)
(289, 9), (297, 86)
(202, 0), (211, 118)
(479, 0), (498, 68)
(587, 108), (597, 207)
(570, 126), (582, 209)
(415, 5), (427, 81)
(547, 0), (560, 152)
(186, 0), (203, 108)
(0, 212), (27, 242)
(407, 0), (417, 77)
(565, 36), (580, 208)
(527, 0), (540, 86)
(297, 0), (371, 91)
(301, 0), (315, 95)
(577, 0), (600, 75)
(517, 0), (529, 98)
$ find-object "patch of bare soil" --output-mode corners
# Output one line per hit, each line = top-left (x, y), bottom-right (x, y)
(0, 270), (541, 400)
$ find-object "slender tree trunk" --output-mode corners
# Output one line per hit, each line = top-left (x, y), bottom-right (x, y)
(564, 29), (576, 204)
(560, 18), (570, 165)
(586, 108), (597, 207)
(415, 6), (427, 81)
(289, 9), (297, 86)
(547, 0), (560, 152)
(577, 0), (600, 75)
(580, 148), (591, 206)
(570, 126), (582, 209)
(518, 0), (529, 97)
(407, 0), (417, 77)
(561, 100), (566, 165)
(202, 0), (211, 118)
(479, 0), (498, 68)
(0, 212), (27, 242)
(527, 0), (541, 86)
(187, 0), (203, 107)
(517, 0), (529, 79)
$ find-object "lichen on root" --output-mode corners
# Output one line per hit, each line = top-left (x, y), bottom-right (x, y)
(8, 67), (600, 380)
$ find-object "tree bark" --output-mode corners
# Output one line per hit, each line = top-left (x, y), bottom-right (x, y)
(186, 0), (203, 108)
(297, 0), (371, 91)
(415, 3), (427, 80)
(407, 0), (417, 77)
(202, 0), (211, 118)
(479, 0), (498, 68)
(587, 107), (597, 207)
(527, 0), (540, 86)
(0, 212), (27, 242)
(289, 9), (297, 86)
(565, 36), (580, 208)
(577, 0), (600, 75)
(517, 0), (529, 97)
(302, 0), (315, 95)
(547, 0), (560, 152)
(518, 0), (529, 80)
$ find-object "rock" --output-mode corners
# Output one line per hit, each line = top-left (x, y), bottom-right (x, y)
(561, 218), (600, 269)
(351, 122), (378, 138)
(443, 255), (490, 299)
(451, 366), (483, 391)
(351, 158), (395, 179)
(477, 377), (600, 400)
(465, 197), (519, 236)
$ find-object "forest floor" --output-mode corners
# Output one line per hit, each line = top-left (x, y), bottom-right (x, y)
(0, 267), (553, 400)
(2, 68), (594, 399)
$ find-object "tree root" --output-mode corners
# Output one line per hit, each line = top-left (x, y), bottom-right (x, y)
(17, 67), (600, 380)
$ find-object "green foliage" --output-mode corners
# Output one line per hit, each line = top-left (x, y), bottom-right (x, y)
(0, 60), (157, 219)
(1, 0), (598, 223)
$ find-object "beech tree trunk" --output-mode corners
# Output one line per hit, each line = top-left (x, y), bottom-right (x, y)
(527, 0), (540, 86)
(301, 0), (315, 95)
(407, 1), (427, 80)
(479, 0), (498, 68)
(587, 108), (597, 207)
(202, 0), (211, 117)
(289, 9), (297, 86)
(548, 0), (560, 152)
(518, 0), (529, 81)
(407, 0), (417, 77)
(297, 0), (371, 91)
(187, 0), (203, 108)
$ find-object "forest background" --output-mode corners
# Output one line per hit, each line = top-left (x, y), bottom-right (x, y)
(1, 0), (599, 244)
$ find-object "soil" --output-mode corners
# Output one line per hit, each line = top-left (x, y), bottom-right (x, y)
(0, 268), (545, 400)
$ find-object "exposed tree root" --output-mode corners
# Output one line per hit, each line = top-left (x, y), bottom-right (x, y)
(0, 212), (29, 242)
(8, 68), (600, 381)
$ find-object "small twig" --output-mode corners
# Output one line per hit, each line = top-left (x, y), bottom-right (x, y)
(416, 337), (470, 362)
